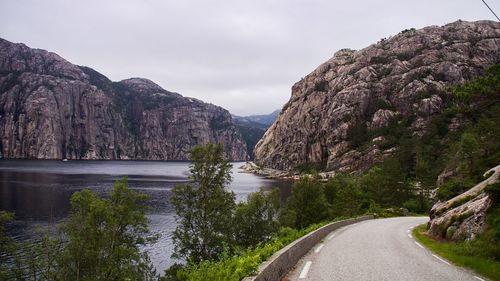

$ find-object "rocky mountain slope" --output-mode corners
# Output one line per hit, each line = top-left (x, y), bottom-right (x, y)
(254, 20), (500, 172)
(0, 38), (248, 160)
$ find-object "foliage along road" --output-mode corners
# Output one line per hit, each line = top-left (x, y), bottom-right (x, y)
(285, 217), (487, 281)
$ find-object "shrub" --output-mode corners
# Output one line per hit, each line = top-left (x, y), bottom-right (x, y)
(163, 222), (328, 281)
(437, 180), (469, 200)
(346, 120), (368, 150)
(314, 80), (329, 92)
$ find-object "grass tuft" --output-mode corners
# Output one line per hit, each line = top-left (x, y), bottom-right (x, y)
(413, 224), (500, 281)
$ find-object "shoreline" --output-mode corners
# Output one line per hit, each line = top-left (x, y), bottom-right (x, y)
(238, 161), (337, 181)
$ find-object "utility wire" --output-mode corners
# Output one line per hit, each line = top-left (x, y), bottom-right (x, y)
(481, 0), (500, 21)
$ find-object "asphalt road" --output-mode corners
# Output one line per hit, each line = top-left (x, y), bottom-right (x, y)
(285, 217), (487, 281)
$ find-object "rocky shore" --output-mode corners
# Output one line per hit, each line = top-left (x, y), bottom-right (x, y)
(239, 161), (336, 181)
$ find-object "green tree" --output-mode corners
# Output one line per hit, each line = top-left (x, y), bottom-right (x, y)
(0, 179), (156, 281)
(233, 188), (280, 249)
(56, 177), (156, 281)
(283, 177), (329, 229)
(171, 143), (236, 263)
(324, 174), (362, 217)
(360, 158), (410, 207)
(412, 153), (433, 212)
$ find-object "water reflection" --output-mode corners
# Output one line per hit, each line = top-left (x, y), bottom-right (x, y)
(0, 160), (291, 271)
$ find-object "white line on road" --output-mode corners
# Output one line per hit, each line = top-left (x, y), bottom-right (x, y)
(299, 261), (313, 279)
(314, 244), (324, 253)
(474, 276), (486, 281)
(327, 233), (335, 240)
(408, 234), (412, 238)
(414, 242), (424, 249)
(432, 254), (451, 265)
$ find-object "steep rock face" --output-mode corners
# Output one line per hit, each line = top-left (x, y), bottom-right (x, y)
(0, 38), (248, 160)
(254, 20), (500, 172)
(428, 165), (499, 241)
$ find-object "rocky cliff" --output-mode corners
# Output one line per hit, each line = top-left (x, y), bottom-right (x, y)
(0, 38), (248, 160)
(254, 20), (500, 172)
(428, 165), (499, 241)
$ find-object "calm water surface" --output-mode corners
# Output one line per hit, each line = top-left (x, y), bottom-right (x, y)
(0, 159), (290, 273)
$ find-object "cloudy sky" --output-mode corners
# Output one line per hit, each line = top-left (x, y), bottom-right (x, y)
(0, 0), (498, 115)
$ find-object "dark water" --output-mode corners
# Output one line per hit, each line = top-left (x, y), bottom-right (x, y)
(0, 159), (291, 273)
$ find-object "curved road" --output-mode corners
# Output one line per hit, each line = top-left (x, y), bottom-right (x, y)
(286, 217), (487, 281)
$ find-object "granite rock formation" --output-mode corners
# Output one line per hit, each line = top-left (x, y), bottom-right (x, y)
(428, 165), (499, 241)
(0, 38), (248, 160)
(254, 20), (500, 172)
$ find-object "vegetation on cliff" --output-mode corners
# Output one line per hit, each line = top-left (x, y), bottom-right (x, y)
(408, 65), (500, 280)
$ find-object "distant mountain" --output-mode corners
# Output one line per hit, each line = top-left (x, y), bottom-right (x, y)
(232, 110), (280, 159)
(0, 38), (248, 160)
(233, 110), (280, 127)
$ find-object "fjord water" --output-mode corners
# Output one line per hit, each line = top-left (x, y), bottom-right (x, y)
(0, 159), (290, 272)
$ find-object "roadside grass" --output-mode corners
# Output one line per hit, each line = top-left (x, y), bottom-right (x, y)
(165, 221), (329, 281)
(413, 224), (500, 281)
(165, 216), (366, 281)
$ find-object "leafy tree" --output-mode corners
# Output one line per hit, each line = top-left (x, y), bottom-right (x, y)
(56, 178), (156, 281)
(324, 174), (362, 217)
(171, 143), (236, 263)
(283, 177), (329, 229)
(233, 188), (280, 249)
(360, 158), (410, 207)
(0, 179), (156, 281)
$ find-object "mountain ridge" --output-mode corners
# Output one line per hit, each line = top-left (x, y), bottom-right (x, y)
(232, 110), (280, 159)
(254, 20), (500, 172)
(0, 38), (248, 161)
(232, 109), (280, 127)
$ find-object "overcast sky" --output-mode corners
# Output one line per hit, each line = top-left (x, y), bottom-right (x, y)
(0, 0), (498, 115)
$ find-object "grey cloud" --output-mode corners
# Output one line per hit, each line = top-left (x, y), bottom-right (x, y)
(0, 0), (497, 115)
